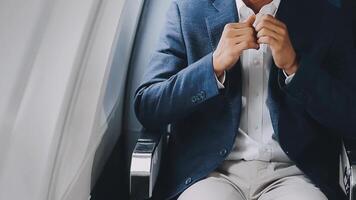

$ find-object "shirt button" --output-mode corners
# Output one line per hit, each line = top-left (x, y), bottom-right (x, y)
(185, 177), (192, 185)
(219, 149), (227, 156)
(253, 59), (260, 65)
(255, 126), (259, 130)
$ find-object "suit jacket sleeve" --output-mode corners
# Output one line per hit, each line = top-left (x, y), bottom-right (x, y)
(134, 1), (220, 130)
(278, 8), (356, 138)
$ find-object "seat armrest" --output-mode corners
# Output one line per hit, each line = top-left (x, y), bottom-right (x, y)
(340, 139), (356, 200)
(130, 130), (167, 199)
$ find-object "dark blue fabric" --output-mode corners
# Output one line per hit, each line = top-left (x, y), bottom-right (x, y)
(134, 0), (356, 199)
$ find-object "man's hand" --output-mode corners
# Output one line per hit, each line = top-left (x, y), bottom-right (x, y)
(255, 15), (298, 75)
(213, 15), (259, 78)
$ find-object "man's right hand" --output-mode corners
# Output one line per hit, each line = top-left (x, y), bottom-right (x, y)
(213, 15), (258, 77)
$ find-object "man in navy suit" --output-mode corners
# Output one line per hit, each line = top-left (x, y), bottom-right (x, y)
(134, 0), (356, 199)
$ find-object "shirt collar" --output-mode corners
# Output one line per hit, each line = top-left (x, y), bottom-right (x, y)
(236, 0), (281, 21)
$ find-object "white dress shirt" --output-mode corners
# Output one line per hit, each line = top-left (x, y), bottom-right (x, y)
(216, 0), (295, 162)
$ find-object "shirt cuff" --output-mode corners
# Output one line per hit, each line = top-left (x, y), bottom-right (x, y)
(215, 71), (226, 89)
(283, 70), (295, 85)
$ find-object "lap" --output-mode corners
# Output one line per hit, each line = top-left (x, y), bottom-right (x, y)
(178, 161), (328, 200)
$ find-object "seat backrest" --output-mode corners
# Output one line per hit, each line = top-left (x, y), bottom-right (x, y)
(123, 0), (172, 173)
(90, 0), (146, 189)
(123, 0), (171, 134)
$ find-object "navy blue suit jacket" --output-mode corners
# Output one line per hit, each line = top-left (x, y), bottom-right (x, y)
(134, 0), (356, 199)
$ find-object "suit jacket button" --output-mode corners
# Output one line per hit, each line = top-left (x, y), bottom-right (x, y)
(191, 96), (197, 103)
(200, 90), (206, 99)
(185, 177), (192, 185)
(219, 149), (227, 156)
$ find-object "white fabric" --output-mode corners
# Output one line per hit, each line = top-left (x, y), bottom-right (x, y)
(178, 160), (327, 200)
(0, 0), (127, 200)
(215, 0), (293, 162)
(215, 71), (226, 88)
(283, 70), (296, 84)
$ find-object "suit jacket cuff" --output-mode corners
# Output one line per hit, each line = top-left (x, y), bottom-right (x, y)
(282, 70), (295, 85)
(278, 54), (320, 105)
(186, 52), (221, 105)
(215, 71), (226, 89)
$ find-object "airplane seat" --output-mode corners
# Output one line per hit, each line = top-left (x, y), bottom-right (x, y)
(125, 0), (172, 197)
(122, 0), (171, 199)
(90, 0), (170, 199)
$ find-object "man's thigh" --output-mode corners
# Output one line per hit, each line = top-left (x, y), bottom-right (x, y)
(258, 175), (328, 200)
(178, 172), (246, 200)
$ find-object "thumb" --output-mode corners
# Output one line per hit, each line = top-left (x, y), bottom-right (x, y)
(245, 15), (256, 25)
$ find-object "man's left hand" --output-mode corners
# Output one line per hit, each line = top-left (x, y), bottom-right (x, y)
(255, 15), (298, 75)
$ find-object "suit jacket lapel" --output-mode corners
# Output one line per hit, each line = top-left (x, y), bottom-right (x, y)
(269, 0), (317, 138)
(275, 0), (297, 48)
(275, 0), (311, 55)
(269, 0), (298, 138)
(205, 0), (243, 131)
(205, 0), (239, 51)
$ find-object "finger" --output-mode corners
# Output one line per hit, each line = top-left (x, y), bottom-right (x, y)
(224, 15), (256, 30)
(257, 27), (281, 41)
(224, 22), (251, 30)
(234, 41), (259, 53)
(260, 14), (286, 28)
(257, 36), (277, 46)
(255, 17), (285, 34)
(231, 34), (257, 44)
(225, 27), (256, 37)
(244, 15), (256, 26)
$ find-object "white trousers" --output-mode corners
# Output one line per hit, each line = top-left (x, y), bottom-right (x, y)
(178, 160), (328, 200)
